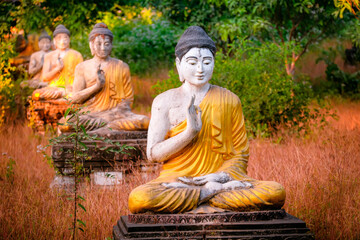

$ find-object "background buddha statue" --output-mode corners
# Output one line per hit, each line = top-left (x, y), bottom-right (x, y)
(21, 30), (52, 89)
(128, 26), (286, 214)
(32, 24), (83, 101)
(58, 23), (149, 133)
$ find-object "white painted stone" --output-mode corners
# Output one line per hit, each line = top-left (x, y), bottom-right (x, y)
(92, 171), (123, 186)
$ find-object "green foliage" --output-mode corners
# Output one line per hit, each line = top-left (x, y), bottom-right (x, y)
(5, 155), (16, 184)
(152, 67), (181, 95)
(38, 103), (134, 239)
(333, 0), (360, 18)
(0, 0), (121, 38)
(98, 5), (182, 75)
(0, 40), (17, 127)
(112, 20), (181, 75)
(155, 41), (328, 136)
(147, 0), (349, 75)
(316, 48), (360, 99)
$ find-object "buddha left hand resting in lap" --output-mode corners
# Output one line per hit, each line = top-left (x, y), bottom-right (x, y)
(58, 23), (149, 133)
(129, 26), (286, 214)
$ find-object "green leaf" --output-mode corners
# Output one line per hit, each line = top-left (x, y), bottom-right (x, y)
(80, 125), (88, 135)
(78, 227), (85, 232)
(78, 203), (86, 212)
(79, 141), (88, 150)
(77, 195), (85, 201)
(77, 219), (86, 227)
(64, 108), (71, 118)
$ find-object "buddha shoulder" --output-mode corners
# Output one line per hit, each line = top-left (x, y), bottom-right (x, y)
(67, 48), (82, 57)
(152, 88), (182, 110)
(109, 57), (129, 69)
(213, 85), (242, 107)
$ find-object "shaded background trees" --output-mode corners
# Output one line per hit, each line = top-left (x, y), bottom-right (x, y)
(1, 0), (359, 132)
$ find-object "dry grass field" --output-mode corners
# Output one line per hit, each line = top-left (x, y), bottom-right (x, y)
(0, 100), (359, 240)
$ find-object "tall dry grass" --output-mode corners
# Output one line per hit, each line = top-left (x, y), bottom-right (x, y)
(0, 101), (359, 239)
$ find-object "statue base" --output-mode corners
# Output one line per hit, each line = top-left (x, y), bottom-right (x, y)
(26, 97), (69, 134)
(51, 130), (158, 188)
(113, 210), (314, 239)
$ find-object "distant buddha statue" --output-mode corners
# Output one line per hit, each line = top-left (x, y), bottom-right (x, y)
(32, 24), (83, 100)
(58, 23), (149, 133)
(129, 26), (286, 214)
(21, 30), (52, 89)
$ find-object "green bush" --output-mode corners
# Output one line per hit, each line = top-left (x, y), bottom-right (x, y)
(0, 40), (29, 127)
(111, 20), (181, 75)
(154, 41), (326, 136)
(315, 48), (360, 99)
(94, 5), (183, 75)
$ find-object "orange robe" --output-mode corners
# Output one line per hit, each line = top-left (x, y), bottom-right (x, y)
(48, 49), (83, 89)
(129, 85), (285, 213)
(73, 59), (149, 131)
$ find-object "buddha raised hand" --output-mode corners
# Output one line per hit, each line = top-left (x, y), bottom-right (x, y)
(58, 23), (149, 133)
(21, 30), (52, 89)
(129, 26), (285, 214)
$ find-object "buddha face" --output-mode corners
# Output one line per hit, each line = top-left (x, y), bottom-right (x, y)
(38, 38), (51, 52)
(91, 35), (112, 59)
(54, 33), (70, 50)
(176, 47), (214, 87)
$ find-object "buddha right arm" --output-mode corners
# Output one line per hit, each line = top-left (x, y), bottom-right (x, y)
(42, 55), (64, 82)
(147, 95), (202, 163)
(69, 66), (105, 104)
(28, 55), (42, 76)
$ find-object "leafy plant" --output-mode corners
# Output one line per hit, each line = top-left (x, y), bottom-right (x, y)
(334, 0), (360, 18)
(316, 47), (360, 98)
(39, 103), (134, 239)
(5, 155), (16, 184)
(98, 5), (182, 75)
(147, 0), (350, 76)
(0, 40), (17, 128)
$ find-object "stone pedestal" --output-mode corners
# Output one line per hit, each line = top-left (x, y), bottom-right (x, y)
(51, 130), (157, 188)
(26, 97), (70, 133)
(113, 210), (314, 239)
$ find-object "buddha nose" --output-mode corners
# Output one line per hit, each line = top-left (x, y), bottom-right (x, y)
(197, 62), (204, 73)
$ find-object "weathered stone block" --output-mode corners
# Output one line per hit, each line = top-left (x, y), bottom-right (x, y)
(27, 98), (70, 133)
(51, 130), (149, 175)
(113, 210), (314, 239)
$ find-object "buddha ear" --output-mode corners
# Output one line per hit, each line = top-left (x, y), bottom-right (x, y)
(89, 41), (95, 56)
(175, 57), (185, 83)
(53, 38), (57, 48)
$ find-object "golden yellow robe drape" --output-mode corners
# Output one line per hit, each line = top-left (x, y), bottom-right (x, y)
(49, 49), (83, 88)
(129, 85), (285, 213)
(85, 59), (134, 112)
(77, 59), (148, 131)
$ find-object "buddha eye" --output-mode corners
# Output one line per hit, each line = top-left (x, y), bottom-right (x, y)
(187, 60), (197, 65)
(204, 60), (211, 65)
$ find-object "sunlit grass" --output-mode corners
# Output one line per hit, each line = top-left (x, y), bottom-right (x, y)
(0, 100), (359, 239)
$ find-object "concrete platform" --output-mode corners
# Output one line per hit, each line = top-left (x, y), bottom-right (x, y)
(113, 210), (314, 239)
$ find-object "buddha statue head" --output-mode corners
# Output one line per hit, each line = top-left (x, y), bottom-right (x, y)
(175, 26), (216, 85)
(38, 30), (51, 52)
(88, 23), (114, 59)
(53, 24), (70, 51)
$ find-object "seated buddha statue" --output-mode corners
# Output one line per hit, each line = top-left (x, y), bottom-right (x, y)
(58, 23), (149, 133)
(21, 30), (52, 89)
(32, 25), (83, 100)
(129, 26), (286, 214)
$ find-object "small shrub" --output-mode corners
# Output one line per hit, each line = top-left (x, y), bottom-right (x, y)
(0, 40), (17, 127)
(316, 48), (360, 99)
(97, 5), (182, 75)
